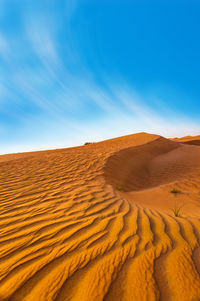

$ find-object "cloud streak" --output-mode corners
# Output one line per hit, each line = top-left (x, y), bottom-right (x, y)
(0, 0), (199, 154)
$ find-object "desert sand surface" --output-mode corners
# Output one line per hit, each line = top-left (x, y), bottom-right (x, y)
(172, 134), (200, 142)
(172, 135), (200, 145)
(1, 132), (200, 301)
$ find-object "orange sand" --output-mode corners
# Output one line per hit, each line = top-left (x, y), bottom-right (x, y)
(0, 132), (200, 300)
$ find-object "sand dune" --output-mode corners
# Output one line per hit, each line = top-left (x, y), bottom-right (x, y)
(104, 137), (200, 216)
(173, 134), (200, 142)
(0, 132), (200, 300)
(182, 140), (200, 146)
(172, 134), (200, 145)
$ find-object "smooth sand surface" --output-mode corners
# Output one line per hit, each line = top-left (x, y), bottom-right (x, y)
(1, 133), (200, 300)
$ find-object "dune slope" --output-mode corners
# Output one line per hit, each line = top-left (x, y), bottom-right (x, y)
(0, 133), (200, 301)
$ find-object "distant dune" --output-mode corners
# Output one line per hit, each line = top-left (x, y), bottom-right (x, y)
(172, 134), (200, 142)
(0, 132), (200, 300)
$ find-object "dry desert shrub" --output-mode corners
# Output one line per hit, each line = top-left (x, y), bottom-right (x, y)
(170, 188), (182, 194)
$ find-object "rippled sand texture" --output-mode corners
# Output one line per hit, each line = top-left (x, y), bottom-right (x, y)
(1, 133), (200, 301)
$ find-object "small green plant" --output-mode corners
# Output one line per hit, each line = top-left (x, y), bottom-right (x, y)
(172, 205), (182, 217)
(115, 184), (125, 191)
(170, 188), (182, 194)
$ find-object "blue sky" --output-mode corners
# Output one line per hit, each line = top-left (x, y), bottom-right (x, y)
(0, 0), (200, 154)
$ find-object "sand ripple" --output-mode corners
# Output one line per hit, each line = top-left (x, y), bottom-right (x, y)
(0, 133), (200, 300)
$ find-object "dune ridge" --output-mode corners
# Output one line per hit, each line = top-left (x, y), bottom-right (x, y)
(172, 135), (200, 142)
(104, 137), (181, 191)
(0, 132), (200, 300)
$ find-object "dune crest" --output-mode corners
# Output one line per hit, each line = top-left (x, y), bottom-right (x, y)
(104, 137), (180, 191)
(0, 132), (200, 300)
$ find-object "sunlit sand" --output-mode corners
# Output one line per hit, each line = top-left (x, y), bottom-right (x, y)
(0, 132), (200, 300)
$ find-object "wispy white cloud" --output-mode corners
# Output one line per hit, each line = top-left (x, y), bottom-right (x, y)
(27, 19), (60, 67)
(0, 0), (199, 155)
